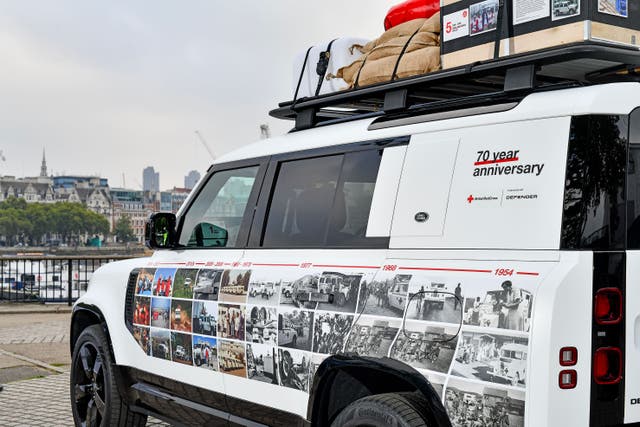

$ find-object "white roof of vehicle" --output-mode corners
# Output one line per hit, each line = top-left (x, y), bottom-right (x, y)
(216, 83), (640, 165)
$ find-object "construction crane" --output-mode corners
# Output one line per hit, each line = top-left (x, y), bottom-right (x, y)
(195, 130), (216, 161)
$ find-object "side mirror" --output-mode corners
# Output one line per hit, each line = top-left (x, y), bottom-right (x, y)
(145, 212), (177, 249)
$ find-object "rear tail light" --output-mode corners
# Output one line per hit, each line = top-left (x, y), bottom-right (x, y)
(593, 347), (622, 385)
(560, 347), (578, 366)
(559, 370), (577, 389)
(594, 288), (622, 325)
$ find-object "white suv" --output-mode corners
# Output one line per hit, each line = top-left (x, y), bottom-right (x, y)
(69, 46), (640, 427)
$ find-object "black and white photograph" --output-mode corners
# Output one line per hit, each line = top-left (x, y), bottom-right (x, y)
(193, 269), (223, 301)
(452, 331), (529, 388)
(309, 353), (329, 380)
(553, 0), (580, 19)
(278, 348), (311, 393)
(312, 313), (354, 355)
(444, 377), (525, 427)
(390, 322), (459, 373)
(133, 326), (151, 355)
(247, 270), (282, 306)
(357, 273), (411, 318)
(171, 332), (193, 366)
(278, 308), (314, 351)
(407, 277), (463, 324)
(422, 372), (445, 399)
(192, 301), (218, 336)
(315, 271), (363, 313)
(150, 328), (171, 361)
(463, 279), (533, 332)
(219, 269), (252, 303)
(345, 316), (400, 358)
(280, 273), (320, 310)
(135, 268), (155, 296)
(246, 305), (278, 345)
(469, 0), (499, 35)
(218, 340), (246, 378)
(193, 335), (218, 371)
(150, 297), (171, 329)
(246, 343), (278, 384)
(218, 304), (245, 341)
(598, 0), (626, 17)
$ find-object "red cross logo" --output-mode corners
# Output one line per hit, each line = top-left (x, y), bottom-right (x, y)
(467, 194), (474, 203)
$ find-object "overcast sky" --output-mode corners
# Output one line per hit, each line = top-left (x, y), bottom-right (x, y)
(0, 1), (394, 190)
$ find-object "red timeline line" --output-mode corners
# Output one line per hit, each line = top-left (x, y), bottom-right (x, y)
(399, 266), (492, 273)
(313, 264), (380, 269)
(474, 157), (519, 166)
(517, 271), (539, 276)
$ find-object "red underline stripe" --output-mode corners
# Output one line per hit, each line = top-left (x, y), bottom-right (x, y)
(313, 264), (380, 269)
(399, 267), (492, 273)
(517, 271), (539, 276)
(474, 157), (519, 166)
(252, 263), (299, 267)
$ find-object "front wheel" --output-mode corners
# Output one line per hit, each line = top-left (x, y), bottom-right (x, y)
(70, 324), (146, 427)
(331, 393), (430, 427)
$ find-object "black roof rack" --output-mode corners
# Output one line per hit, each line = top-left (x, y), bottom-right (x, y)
(269, 43), (640, 131)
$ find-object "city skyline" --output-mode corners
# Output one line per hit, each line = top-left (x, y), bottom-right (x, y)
(0, 1), (392, 189)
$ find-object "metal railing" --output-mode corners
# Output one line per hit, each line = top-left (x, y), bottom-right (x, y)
(0, 256), (135, 305)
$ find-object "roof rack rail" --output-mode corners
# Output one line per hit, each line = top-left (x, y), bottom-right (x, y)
(269, 43), (640, 131)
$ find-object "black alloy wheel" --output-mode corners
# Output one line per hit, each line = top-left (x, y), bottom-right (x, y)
(72, 341), (106, 427)
(70, 324), (146, 427)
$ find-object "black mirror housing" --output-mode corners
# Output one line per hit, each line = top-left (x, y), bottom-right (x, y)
(145, 212), (177, 249)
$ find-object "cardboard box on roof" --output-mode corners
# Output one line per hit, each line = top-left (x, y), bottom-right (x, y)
(440, 0), (640, 69)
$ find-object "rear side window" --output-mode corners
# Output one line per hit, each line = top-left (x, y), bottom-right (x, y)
(561, 115), (627, 249)
(179, 166), (259, 248)
(262, 149), (383, 248)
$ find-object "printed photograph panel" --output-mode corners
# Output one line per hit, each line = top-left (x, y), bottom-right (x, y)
(312, 313), (354, 355)
(150, 297), (171, 329)
(246, 305), (278, 346)
(345, 316), (400, 358)
(451, 331), (528, 388)
(171, 332), (193, 366)
(278, 348), (311, 393)
(389, 322), (459, 373)
(444, 377), (525, 427)
(193, 335), (218, 371)
(170, 299), (193, 333)
(172, 268), (199, 299)
(152, 268), (176, 297)
(278, 308), (314, 352)
(219, 269), (251, 303)
(150, 328), (171, 360)
(218, 304), (246, 341)
(247, 343), (279, 384)
(218, 340), (246, 378)
(193, 269), (223, 301)
(135, 268), (155, 296)
(192, 301), (218, 336)
(356, 273), (411, 318)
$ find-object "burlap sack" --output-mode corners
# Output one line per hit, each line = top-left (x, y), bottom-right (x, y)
(353, 13), (441, 54)
(355, 18), (426, 54)
(365, 32), (440, 62)
(341, 46), (440, 88)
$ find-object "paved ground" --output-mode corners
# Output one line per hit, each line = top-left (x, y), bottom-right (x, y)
(0, 305), (168, 426)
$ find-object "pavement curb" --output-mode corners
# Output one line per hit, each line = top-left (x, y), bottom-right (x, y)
(0, 306), (73, 315)
(0, 348), (67, 374)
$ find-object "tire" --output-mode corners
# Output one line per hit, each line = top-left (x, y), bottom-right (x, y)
(331, 392), (430, 427)
(70, 324), (147, 427)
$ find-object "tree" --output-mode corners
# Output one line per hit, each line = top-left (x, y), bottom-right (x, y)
(113, 215), (136, 243)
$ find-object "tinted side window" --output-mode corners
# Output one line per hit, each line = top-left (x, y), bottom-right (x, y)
(262, 149), (383, 248)
(628, 108), (640, 248)
(561, 115), (627, 249)
(179, 166), (259, 248)
(263, 155), (342, 247)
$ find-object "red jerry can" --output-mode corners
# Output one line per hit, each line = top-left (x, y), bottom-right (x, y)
(384, 0), (440, 30)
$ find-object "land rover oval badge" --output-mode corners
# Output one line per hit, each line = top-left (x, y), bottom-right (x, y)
(414, 212), (429, 223)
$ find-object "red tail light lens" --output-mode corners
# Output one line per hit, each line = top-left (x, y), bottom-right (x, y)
(559, 369), (577, 389)
(560, 347), (578, 366)
(594, 288), (622, 325)
(593, 347), (622, 385)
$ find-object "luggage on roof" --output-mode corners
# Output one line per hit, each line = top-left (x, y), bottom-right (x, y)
(384, 0), (440, 30)
(292, 37), (369, 100)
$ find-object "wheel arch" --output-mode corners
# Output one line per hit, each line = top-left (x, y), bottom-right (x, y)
(70, 303), (108, 355)
(308, 354), (451, 426)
